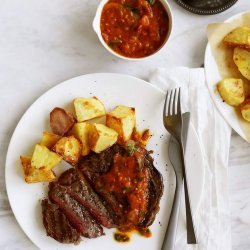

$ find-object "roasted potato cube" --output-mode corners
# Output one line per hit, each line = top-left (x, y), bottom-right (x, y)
(233, 48), (250, 80)
(50, 107), (76, 136)
(69, 122), (91, 156)
(106, 105), (136, 143)
(31, 144), (62, 170)
(74, 97), (106, 122)
(217, 78), (245, 106)
(223, 26), (250, 49)
(53, 136), (82, 165)
(240, 98), (250, 122)
(40, 131), (61, 149)
(20, 156), (56, 183)
(89, 123), (118, 153)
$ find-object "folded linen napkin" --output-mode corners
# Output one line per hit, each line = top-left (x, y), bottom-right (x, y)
(149, 67), (232, 250)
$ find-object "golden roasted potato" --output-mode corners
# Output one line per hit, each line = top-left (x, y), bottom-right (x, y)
(31, 144), (62, 171)
(69, 122), (91, 156)
(233, 48), (250, 80)
(240, 98), (250, 122)
(40, 131), (61, 149)
(217, 78), (245, 106)
(106, 105), (136, 143)
(74, 97), (106, 122)
(223, 26), (250, 49)
(53, 136), (82, 165)
(20, 156), (56, 183)
(88, 123), (118, 153)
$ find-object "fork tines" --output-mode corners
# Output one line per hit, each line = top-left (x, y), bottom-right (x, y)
(163, 87), (181, 117)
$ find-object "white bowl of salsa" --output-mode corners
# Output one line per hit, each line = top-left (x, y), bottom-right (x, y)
(93, 0), (172, 60)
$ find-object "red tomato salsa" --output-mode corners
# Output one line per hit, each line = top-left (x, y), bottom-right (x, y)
(95, 152), (150, 227)
(100, 0), (169, 58)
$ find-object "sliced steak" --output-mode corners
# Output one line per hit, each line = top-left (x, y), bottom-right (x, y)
(58, 168), (116, 228)
(78, 145), (127, 223)
(48, 182), (104, 238)
(41, 199), (80, 244)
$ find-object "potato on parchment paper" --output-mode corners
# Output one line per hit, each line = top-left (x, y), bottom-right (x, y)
(233, 47), (250, 81)
(217, 78), (245, 106)
(20, 156), (56, 183)
(106, 105), (136, 144)
(223, 26), (250, 49)
(241, 98), (250, 122)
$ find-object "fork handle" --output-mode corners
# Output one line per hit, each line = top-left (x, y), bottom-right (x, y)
(161, 176), (183, 250)
(180, 146), (197, 244)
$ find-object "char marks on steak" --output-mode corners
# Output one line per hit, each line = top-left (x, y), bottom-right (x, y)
(49, 182), (104, 238)
(41, 199), (80, 244)
(58, 168), (116, 228)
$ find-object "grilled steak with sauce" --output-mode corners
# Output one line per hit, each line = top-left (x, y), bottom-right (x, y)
(42, 143), (163, 244)
(78, 144), (163, 229)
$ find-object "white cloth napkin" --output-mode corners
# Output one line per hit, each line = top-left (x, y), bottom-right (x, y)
(149, 67), (232, 250)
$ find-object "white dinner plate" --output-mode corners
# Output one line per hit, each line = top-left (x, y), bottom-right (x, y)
(5, 73), (204, 250)
(204, 12), (249, 142)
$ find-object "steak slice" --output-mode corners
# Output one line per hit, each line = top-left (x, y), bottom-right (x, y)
(78, 145), (127, 223)
(48, 182), (104, 238)
(41, 199), (80, 244)
(58, 168), (116, 228)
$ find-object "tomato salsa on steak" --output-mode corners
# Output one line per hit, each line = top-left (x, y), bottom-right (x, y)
(100, 0), (169, 58)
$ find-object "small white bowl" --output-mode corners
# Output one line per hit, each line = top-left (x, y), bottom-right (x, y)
(93, 0), (173, 60)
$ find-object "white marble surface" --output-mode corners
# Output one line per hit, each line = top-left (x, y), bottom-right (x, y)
(0, 0), (249, 249)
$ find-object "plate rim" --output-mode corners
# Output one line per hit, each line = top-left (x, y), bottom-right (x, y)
(5, 72), (205, 249)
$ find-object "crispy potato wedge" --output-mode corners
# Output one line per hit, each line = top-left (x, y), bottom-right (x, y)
(223, 26), (250, 49)
(217, 78), (245, 106)
(106, 105), (136, 143)
(69, 122), (91, 156)
(31, 144), (62, 170)
(233, 48), (250, 80)
(74, 97), (106, 122)
(240, 98), (250, 122)
(53, 136), (82, 165)
(20, 156), (56, 183)
(40, 131), (61, 149)
(89, 123), (118, 153)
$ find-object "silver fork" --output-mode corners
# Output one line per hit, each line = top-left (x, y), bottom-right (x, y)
(161, 88), (196, 250)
